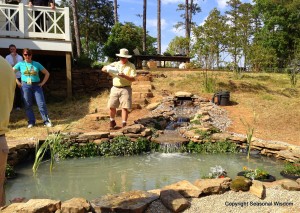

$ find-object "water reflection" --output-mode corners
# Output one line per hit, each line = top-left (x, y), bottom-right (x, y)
(6, 153), (285, 202)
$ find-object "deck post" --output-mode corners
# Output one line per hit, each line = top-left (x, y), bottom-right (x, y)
(66, 52), (72, 97)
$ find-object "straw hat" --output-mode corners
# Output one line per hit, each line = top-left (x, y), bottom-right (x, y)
(116, 48), (132, 58)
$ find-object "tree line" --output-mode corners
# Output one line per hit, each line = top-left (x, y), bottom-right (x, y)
(59, 0), (300, 72)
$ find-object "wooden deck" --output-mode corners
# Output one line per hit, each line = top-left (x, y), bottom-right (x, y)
(0, 2), (72, 97)
(0, 3), (71, 51)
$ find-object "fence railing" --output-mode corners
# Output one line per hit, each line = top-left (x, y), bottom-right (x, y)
(0, 3), (70, 40)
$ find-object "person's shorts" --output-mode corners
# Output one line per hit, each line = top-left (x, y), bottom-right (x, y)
(108, 86), (132, 109)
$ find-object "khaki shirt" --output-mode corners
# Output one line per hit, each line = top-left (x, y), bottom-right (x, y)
(0, 56), (16, 135)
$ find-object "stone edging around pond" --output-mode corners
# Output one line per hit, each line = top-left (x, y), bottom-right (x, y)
(1, 177), (300, 212)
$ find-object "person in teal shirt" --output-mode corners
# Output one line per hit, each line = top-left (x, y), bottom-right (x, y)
(13, 48), (52, 128)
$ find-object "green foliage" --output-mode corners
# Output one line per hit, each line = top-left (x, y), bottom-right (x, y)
(32, 135), (153, 174)
(282, 161), (300, 176)
(194, 129), (211, 139)
(5, 164), (16, 179)
(240, 112), (256, 160)
(91, 61), (105, 69)
(201, 70), (217, 93)
(76, 54), (92, 68)
(103, 22), (156, 61)
(252, 0), (300, 68)
(166, 36), (189, 56)
(194, 127), (220, 139)
(32, 132), (65, 174)
(75, 143), (100, 158)
(242, 166), (269, 180)
(286, 46), (300, 87)
(286, 67), (298, 88)
(98, 136), (151, 156)
(248, 44), (277, 72)
(192, 8), (228, 69)
(186, 141), (238, 154)
(190, 119), (201, 125)
(135, 137), (151, 154)
(163, 52), (172, 56)
(60, 0), (114, 61)
(98, 141), (111, 156)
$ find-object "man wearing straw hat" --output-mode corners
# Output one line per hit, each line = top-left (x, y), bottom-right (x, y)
(0, 56), (16, 207)
(102, 48), (137, 129)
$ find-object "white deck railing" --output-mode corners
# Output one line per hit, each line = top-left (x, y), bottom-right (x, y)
(0, 3), (70, 41)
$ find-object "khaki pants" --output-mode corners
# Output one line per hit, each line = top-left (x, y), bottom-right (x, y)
(108, 86), (132, 109)
(0, 136), (8, 207)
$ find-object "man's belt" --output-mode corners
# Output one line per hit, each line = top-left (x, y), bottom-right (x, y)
(0, 134), (5, 137)
(114, 85), (130, 88)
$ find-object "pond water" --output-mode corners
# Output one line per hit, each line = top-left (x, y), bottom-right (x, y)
(6, 153), (285, 203)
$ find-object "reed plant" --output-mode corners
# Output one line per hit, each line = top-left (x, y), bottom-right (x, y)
(240, 112), (257, 160)
(201, 70), (217, 93)
(32, 131), (64, 175)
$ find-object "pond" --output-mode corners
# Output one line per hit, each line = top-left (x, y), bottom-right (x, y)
(6, 153), (285, 203)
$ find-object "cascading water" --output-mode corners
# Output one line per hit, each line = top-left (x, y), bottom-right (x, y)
(153, 97), (200, 152)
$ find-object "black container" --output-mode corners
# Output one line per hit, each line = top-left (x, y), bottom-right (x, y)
(211, 91), (230, 106)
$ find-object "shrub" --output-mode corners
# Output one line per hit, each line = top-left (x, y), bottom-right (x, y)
(186, 141), (237, 154)
(91, 61), (104, 69)
(282, 161), (300, 176)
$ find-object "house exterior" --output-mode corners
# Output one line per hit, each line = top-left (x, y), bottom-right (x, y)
(0, 2), (73, 97)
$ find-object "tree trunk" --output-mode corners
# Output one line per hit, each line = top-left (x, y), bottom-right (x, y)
(157, 0), (161, 66)
(85, 0), (90, 54)
(185, 0), (190, 55)
(185, 0), (189, 39)
(143, 0), (147, 52)
(114, 0), (118, 24)
(71, 0), (81, 58)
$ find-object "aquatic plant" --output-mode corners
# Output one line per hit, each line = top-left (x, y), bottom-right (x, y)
(240, 112), (257, 160)
(282, 161), (300, 176)
(32, 131), (64, 174)
(203, 165), (227, 179)
(242, 166), (269, 180)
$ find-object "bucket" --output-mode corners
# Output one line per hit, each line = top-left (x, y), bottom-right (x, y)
(211, 91), (230, 106)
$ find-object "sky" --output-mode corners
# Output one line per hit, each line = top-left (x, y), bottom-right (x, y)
(117, 0), (253, 53)
(55, 0), (253, 53)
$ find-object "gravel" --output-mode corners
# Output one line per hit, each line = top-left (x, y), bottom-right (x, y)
(146, 186), (300, 213)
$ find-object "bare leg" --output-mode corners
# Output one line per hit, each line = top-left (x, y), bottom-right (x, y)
(122, 108), (128, 122)
(110, 108), (117, 119)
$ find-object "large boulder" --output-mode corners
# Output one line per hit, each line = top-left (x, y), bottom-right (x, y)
(194, 177), (231, 195)
(163, 180), (202, 198)
(90, 190), (159, 213)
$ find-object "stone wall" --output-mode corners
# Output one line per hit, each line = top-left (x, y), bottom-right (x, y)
(45, 69), (112, 98)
